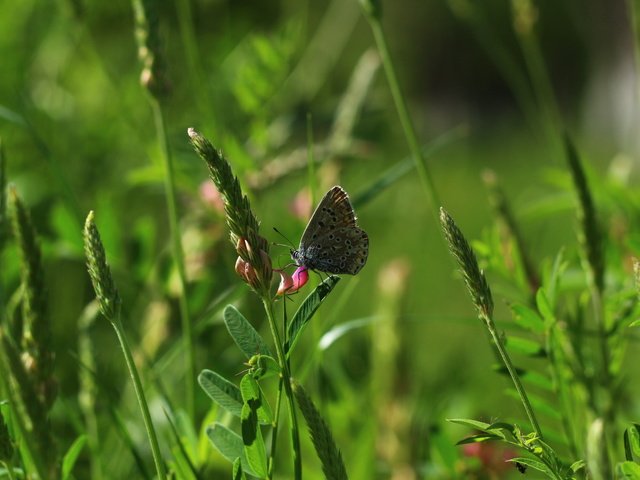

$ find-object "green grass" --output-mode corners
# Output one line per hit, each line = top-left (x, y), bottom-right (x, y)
(1, 1), (640, 479)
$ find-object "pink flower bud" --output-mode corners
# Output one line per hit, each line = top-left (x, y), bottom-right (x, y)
(277, 266), (309, 295)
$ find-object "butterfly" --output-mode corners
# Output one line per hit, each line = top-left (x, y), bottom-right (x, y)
(291, 186), (369, 275)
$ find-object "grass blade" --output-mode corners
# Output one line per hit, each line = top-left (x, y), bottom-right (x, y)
(285, 276), (340, 357)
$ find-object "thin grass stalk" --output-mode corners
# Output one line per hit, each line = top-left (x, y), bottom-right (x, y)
(151, 100), (196, 421)
(111, 316), (167, 480)
(510, 0), (563, 151)
(362, 4), (441, 213)
(84, 212), (166, 479)
(562, 136), (613, 471)
(174, 0), (218, 136)
(262, 299), (301, 480)
(440, 208), (543, 439)
(0, 331), (47, 479)
(483, 171), (540, 299)
(78, 301), (104, 480)
(268, 377), (284, 479)
(447, 1), (539, 133)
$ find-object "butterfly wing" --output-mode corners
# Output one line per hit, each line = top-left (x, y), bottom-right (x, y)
(303, 226), (369, 275)
(296, 186), (369, 275)
(299, 186), (357, 248)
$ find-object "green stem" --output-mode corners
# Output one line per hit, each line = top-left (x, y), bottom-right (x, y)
(150, 100), (195, 420)
(262, 298), (301, 480)
(591, 289), (613, 478)
(365, 14), (441, 212)
(481, 312), (543, 439)
(268, 377), (284, 480)
(511, 2), (563, 153)
(111, 317), (166, 479)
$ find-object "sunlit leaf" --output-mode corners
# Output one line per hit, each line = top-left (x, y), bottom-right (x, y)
(224, 305), (272, 359)
(198, 370), (243, 417)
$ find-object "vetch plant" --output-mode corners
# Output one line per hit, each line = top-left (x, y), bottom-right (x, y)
(189, 129), (352, 479)
(440, 134), (640, 479)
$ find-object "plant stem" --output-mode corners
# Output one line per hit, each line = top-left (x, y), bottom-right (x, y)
(151, 99), (195, 420)
(268, 377), (284, 480)
(365, 15), (441, 212)
(111, 316), (166, 479)
(262, 298), (301, 480)
(481, 312), (543, 439)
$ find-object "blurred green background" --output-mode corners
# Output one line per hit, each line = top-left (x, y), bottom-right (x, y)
(1, 0), (639, 478)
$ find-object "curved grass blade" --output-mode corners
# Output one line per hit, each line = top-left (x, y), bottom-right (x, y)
(224, 305), (272, 358)
(163, 409), (199, 479)
(198, 370), (243, 417)
(62, 435), (87, 480)
(206, 423), (257, 477)
(285, 276), (340, 357)
(351, 125), (466, 209)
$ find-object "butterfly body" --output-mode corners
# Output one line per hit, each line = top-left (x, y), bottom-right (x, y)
(291, 186), (369, 275)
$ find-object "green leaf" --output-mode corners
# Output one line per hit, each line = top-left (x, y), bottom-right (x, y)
(624, 424), (640, 461)
(455, 434), (502, 445)
(535, 288), (554, 324)
(198, 370), (243, 417)
(286, 276), (340, 356)
(240, 375), (273, 425)
(241, 403), (268, 478)
(447, 418), (492, 431)
(224, 305), (272, 359)
(570, 459), (586, 472)
(618, 461), (640, 479)
(508, 457), (555, 476)
(232, 457), (247, 480)
(206, 423), (257, 477)
(510, 303), (544, 333)
(62, 435), (87, 480)
(505, 336), (546, 357)
(520, 370), (554, 392)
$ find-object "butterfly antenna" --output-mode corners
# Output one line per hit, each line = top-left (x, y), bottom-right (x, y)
(273, 227), (295, 249)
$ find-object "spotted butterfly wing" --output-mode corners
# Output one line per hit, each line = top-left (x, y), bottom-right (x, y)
(292, 186), (369, 275)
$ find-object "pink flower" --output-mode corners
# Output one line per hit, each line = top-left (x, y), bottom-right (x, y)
(277, 266), (309, 295)
(289, 188), (312, 221)
(199, 181), (225, 213)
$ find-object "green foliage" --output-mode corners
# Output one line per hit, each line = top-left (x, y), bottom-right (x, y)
(2, 0), (640, 478)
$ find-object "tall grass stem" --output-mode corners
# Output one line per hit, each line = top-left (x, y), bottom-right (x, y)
(440, 208), (543, 439)
(111, 316), (167, 479)
(364, 15), (441, 213)
(151, 100), (195, 421)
